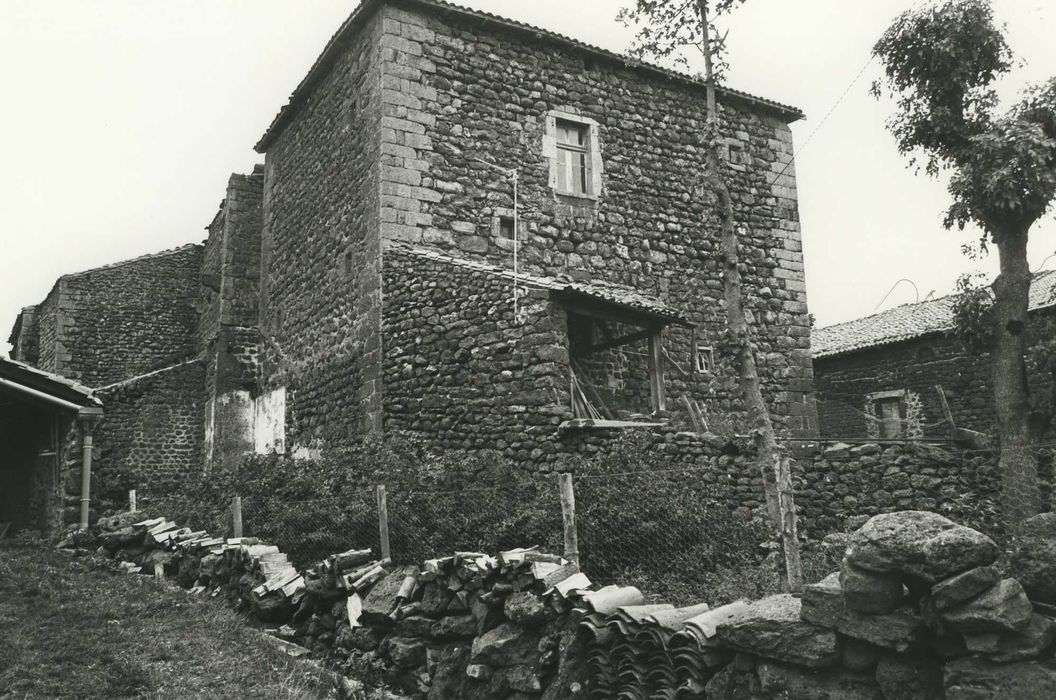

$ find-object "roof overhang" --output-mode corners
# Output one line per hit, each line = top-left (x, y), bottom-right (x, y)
(0, 357), (101, 412)
(551, 288), (692, 329)
(254, 0), (804, 153)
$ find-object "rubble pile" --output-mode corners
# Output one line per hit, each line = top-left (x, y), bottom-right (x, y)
(80, 509), (1056, 698)
(706, 511), (1056, 699)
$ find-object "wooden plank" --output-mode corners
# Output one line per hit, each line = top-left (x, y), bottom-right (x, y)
(682, 395), (705, 433)
(559, 473), (580, 567)
(585, 328), (654, 354)
(775, 452), (804, 593)
(647, 330), (666, 412)
(934, 385), (958, 440)
(377, 485), (391, 562)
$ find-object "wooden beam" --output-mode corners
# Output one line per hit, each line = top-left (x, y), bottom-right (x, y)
(584, 328), (654, 355)
(647, 331), (666, 412)
(934, 385), (957, 440)
(555, 295), (667, 328)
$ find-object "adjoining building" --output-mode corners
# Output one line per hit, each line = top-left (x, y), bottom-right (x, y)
(7, 0), (816, 528)
(812, 270), (1056, 440)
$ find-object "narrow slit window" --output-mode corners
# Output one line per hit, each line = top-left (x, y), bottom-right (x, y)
(556, 120), (589, 196)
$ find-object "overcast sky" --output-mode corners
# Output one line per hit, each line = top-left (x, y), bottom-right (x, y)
(2, 0), (1054, 356)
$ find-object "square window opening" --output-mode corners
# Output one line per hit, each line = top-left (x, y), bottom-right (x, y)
(498, 215), (515, 239)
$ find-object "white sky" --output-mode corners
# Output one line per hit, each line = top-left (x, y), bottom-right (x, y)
(2, 0), (1054, 356)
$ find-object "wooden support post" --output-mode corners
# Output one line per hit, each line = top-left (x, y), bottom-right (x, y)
(558, 473), (580, 567)
(934, 385), (958, 440)
(232, 496), (243, 538)
(647, 328), (666, 412)
(775, 452), (804, 593)
(377, 485), (391, 562)
(128, 489), (137, 513)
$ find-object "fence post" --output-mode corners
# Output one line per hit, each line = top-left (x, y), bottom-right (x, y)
(128, 489), (137, 513)
(232, 496), (243, 538)
(377, 485), (391, 562)
(558, 473), (580, 567)
(775, 452), (804, 593)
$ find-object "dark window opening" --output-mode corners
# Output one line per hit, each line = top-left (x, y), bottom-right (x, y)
(342, 250), (353, 278)
(917, 346), (936, 362)
(498, 216), (515, 239)
(874, 397), (904, 439)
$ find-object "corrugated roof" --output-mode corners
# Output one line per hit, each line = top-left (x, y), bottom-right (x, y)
(386, 242), (691, 326)
(254, 0), (804, 152)
(812, 270), (1056, 359)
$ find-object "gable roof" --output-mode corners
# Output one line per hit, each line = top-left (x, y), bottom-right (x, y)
(255, 0), (804, 152)
(812, 270), (1056, 360)
(387, 242), (692, 327)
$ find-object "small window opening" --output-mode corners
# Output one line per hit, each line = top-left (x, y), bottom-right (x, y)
(695, 346), (714, 373)
(875, 397), (903, 439)
(342, 250), (353, 278)
(556, 120), (590, 196)
(498, 215), (515, 239)
(917, 346), (936, 362)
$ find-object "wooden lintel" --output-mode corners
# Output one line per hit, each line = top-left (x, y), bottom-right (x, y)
(583, 328), (655, 355)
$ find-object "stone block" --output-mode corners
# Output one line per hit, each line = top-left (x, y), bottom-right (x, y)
(716, 594), (839, 668)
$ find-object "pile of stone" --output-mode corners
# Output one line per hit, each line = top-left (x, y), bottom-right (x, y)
(705, 510), (1056, 698)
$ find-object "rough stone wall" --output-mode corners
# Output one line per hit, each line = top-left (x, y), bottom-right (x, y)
(92, 360), (206, 503)
(9, 306), (40, 364)
(381, 247), (569, 460)
(259, 8), (384, 452)
(35, 285), (60, 374)
(814, 314), (1056, 440)
(52, 245), (204, 388)
(374, 2), (815, 437)
(201, 168), (265, 468)
(792, 441), (1045, 539)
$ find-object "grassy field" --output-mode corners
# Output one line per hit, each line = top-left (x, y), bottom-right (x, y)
(0, 537), (339, 699)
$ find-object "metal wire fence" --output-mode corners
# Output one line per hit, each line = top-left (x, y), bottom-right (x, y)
(240, 492), (378, 569)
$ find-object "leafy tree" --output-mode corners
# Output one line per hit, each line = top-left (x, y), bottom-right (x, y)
(619, 0), (801, 588)
(873, 0), (1056, 525)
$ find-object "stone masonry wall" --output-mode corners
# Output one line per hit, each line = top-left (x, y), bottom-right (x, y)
(374, 1), (815, 437)
(92, 360), (206, 505)
(381, 246), (569, 460)
(815, 317), (1056, 440)
(793, 441), (1041, 539)
(259, 8), (384, 451)
(55, 245), (204, 388)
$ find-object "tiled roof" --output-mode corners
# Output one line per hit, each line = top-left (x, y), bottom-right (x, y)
(812, 270), (1056, 359)
(254, 0), (804, 152)
(0, 355), (101, 408)
(387, 242), (691, 326)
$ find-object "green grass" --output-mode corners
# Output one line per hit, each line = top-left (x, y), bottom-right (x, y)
(0, 538), (339, 699)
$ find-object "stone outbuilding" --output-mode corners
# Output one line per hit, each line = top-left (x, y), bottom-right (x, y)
(812, 270), (1056, 440)
(0, 355), (102, 533)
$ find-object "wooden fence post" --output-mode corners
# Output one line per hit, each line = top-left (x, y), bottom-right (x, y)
(775, 452), (804, 593)
(232, 496), (243, 538)
(558, 473), (580, 567)
(377, 485), (391, 562)
(128, 489), (137, 513)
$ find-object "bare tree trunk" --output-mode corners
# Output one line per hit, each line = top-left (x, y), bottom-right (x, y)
(697, 0), (782, 534)
(993, 229), (1040, 528)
